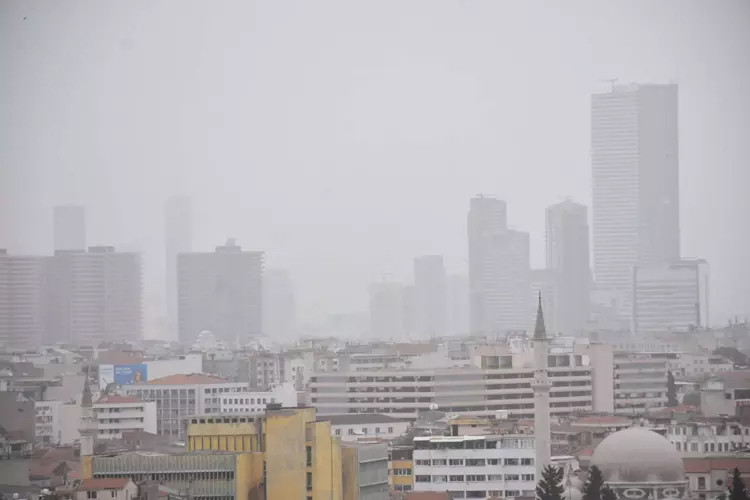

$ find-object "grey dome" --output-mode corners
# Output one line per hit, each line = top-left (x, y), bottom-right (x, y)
(590, 427), (684, 483)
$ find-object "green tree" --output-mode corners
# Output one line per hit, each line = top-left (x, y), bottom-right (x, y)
(729, 467), (749, 500)
(581, 465), (605, 500)
(667, 371), (679, 407)
(601, 485), (617, 500)
(537, 465), (565, 500)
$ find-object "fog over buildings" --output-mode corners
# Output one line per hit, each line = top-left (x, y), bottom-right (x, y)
(1, 1), (749, 340)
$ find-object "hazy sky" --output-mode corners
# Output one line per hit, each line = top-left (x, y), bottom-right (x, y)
(2, 1), (749, 328)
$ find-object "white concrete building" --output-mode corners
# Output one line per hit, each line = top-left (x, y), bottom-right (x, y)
(310, 349), (596, 419)
(323, 414), (410, 442)
(591, 83), (680, 321)
(219, 382), (297, 413)
(412, 434), (536, 499)
(667, 353), (733, 378)
(94, 395), (157, 440)
(76, 478), (138, 500)
(122, 373), (248, 439)
(666, 420), (750, 455)
(633, 259), (709, 335)
(0, 251), (47, 351)
(613, 352), (669, 413)
(177, 239), (263, 345)
(35, 400), (62, 445)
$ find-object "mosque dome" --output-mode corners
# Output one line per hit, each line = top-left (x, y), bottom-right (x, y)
(590, 427), (684, 483)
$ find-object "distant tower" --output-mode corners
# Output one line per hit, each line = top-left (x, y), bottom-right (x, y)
(79, 365), (97, 457)
(532, 293), (551, 481)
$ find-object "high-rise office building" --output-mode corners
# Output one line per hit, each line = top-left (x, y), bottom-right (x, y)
(53, 205), (86, 251)
(413, 255), (446, 339)
(591, 83), (679, 318)
(178, 239), (263, 345)
(468, 195), (508, 335)
(66, 247), (142, 345)
(633, 259), (709, 335)
(546, 200), (591, 335)
(263, 268), (296, 340)
(368, 281), (405, 339)
(446, 274), (469, 336)
(0, 250), (47, 350)
(164, 196), (192, 339)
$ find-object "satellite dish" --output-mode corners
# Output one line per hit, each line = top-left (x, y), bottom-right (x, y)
(429, 403), (439, 411)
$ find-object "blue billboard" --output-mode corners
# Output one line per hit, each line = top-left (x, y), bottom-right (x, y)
(113, 364), (148, 385)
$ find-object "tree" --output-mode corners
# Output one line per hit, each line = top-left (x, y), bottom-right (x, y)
(581, 465), (604, 500)
(537, 464), (565, 500)
(729, 467), (749, 500)
(601, 485), (617, 500)
(667, 371), (679, 407)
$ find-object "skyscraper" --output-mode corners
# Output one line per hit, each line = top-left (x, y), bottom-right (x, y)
(413, 255), (446, 339)
(591, 83), (679, 318)
(178, 239), (263, 345)
(468, 195), (507, 334)
(263, 268), (296, 340)
(54, 205), (86, 251)
(468, 195), (530, 335)
(0, 250), (47, 350)
(633, 259), (709, 335)
(164, 196), (192, 340)
(368, 281), (405, 339)
(546, 200), (590, 335)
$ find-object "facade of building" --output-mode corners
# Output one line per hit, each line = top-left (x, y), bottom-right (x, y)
(412, 435), (536, 499)
(683, 457), (750, 499)
(310, 352), (595, 419)
(94, 395), (157, 440)
(388, 445), (414, 493)
(667, 420), (750, 455)
(35, 400), (62, 445)
(613, 352), (669, 413)
(164, 196), (192, 341)
(468, 195), (508, 336)
(219, 382), (297, 413)
(76, 478), (138, 500)
(0, 251), (47, 350)
(413, 256), (446, 340)
(546, 200), (590, 335)
(323, 414), (410, 442)
(54, 205), (86, 251)
(632, 259), (709, 335)
(177, 239), (263, 345)
(122, 374), (248, 439)
(591, 83), (680, 321)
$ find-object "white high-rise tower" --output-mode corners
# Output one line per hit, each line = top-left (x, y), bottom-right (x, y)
(79, 366), (97, 457)
(532, 293), (551, 481)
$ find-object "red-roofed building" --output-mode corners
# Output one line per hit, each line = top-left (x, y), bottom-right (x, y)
(122, 374), (248, 439)
(684, 456), (750, 498)
(76, 478), (137, 500)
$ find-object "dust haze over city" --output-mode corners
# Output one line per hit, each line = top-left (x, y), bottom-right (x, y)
(3, 1), (750, 498)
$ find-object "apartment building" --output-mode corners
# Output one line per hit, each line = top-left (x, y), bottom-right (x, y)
(219, 382), (297, 413)
(122, 374), (248, 439)
(310, 350), (597, 419)
(613, 352), (669, 413)
(666, 419), (750, 455)
(324, 414), (411, 442)
(412, 435), (536, 499)
(35, 400), (62, 445)
(389, 445), (414, 493)
(94, 395), (157, 440)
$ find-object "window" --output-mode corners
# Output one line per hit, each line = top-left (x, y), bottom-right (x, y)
(487, 459), (499, 465)
(388, 426), (394, 433)
(488, 475), (503, 481)
(449, 459), (464, 466)
(505, 491), (521, 498)
(676, 442), (681, 451)
(393, 468), (411, 476)
(520, 458), (534, 466)
(466, 459), (485, 466)
(504, 474), (520, 481)
(466, 475), (486, 482)
(698, 477), (706, 490)
(348, 429), (354, 435)
(306, 446), (312, 466)
(110, 492), (116, 498)
(433, 475), (448, 483)
(505, 458), (519, 466)
(87, 493), (97, 499)
(415, 459), (431, 466)
(415, 475), (431, 483)
(522, 474), (535, 481)
(335, 429), (341, 436)
(432, 459), (447, 466)
(306, 472), (313, 491)
(375, 427), (380, 434)
(449, 475), (464, 482)
(691, 443), (699, 452)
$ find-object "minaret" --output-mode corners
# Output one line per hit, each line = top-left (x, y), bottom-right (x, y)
(532, 292), (551, 482)
(79, 365), (97, 457)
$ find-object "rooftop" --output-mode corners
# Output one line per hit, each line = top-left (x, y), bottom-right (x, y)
(78, 478), (132, 491)
(147, 373), (228, 385)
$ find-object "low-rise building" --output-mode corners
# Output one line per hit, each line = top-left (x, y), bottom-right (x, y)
(323, 414), (410, 442)
(411, 435), (536, 499)
(122, 373), (248, 439)
(76, 478), (138, 500)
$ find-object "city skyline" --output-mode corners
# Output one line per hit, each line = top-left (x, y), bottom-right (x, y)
(1, 1), (747, 329)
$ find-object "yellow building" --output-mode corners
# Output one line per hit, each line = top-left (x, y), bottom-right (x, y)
(387, 445), (413, 493)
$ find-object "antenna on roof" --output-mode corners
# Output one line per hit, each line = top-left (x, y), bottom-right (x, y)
(601, 78), (618, 92)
